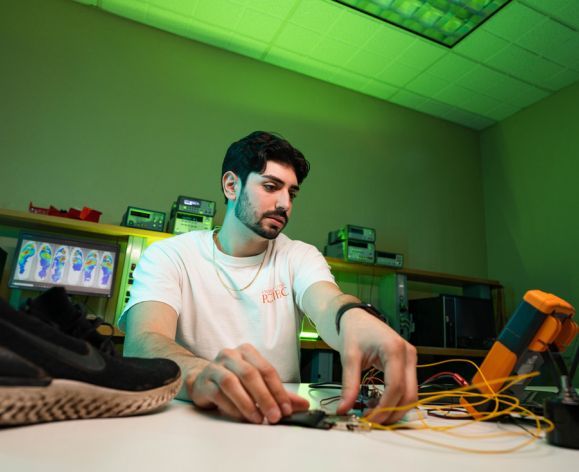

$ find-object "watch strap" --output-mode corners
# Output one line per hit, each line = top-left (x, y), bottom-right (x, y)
(335, 302), (385, 335)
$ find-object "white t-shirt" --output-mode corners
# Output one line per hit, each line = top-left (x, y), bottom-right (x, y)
(118, 230), (336, 381)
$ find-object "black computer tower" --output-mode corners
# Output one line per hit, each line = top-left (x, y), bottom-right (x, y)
(0, 247), (6, 285)
(410, 295), (495, 349)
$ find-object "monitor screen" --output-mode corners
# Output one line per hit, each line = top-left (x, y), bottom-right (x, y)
(9, 232), (119, 297)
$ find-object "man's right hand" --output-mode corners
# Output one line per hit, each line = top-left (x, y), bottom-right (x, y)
(189, 343), (310, 424)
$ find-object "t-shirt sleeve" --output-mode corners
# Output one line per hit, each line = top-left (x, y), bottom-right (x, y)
(291, 243), (336, 311)
(117, 241), (183, 331)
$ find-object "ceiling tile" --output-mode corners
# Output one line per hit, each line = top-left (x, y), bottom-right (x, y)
(486, 44), (566, 84)
(266, 47), (340, 83)
(460, 93), (502, 117)
(557, 3), (579, 30)
(427, 53), (478, 82)
(507, 82), (550, 108)
(405, 73), (450, 96)
(326, 8), (380, 46)
(288, 0), (342, 34)
(454, 29), (509, 62)
(225, 32), (269, 59)
(308, 37), (358, 66)
(395, 40), (446, 69)
(194, 0), (244, 29)
(546, 35), (579, 71)
(274, 23), (322, 55)
(444, 108), (495, 130)
(99, 0), (148, 22)
(389, 90), (428, 109)
(329, 68), (371, 91)
(75, 0), (579, 130)
(344, 49), (391, 77)
(363, 26), (415, 60)
(457, 65), (507, 92)
(361, 79), (397, 101)
(482, 1), (545, 42)
(520, 0), (572, 18)
(457, 66), (531, 102)
(377, 61), (422, 87)
(146, 0), (197, 15)
(238, 0), (297, 19)
(516, 18), (577, 63)
(234, 9), (283, 43)
(460, 114), (496, 131)
(434, 84), (478, 109)
(540, 68), (579, 90)
(414, 99), (458, 118)
(145, 4), (193, 37)
(484, 102), (522, 121)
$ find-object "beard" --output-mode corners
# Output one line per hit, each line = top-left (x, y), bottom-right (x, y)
(235, 188), (288, 240)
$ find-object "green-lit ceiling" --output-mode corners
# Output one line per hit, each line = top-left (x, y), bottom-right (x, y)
(75, 0), (579, 130)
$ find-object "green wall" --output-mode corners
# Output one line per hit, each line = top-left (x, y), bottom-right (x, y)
(481, 81), (579, 313)
(0, 0), (487, 278)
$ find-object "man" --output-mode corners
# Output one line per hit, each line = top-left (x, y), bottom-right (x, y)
(120, 131), (417, 425)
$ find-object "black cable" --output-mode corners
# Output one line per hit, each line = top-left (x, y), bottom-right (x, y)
(308, 382), (342, 390)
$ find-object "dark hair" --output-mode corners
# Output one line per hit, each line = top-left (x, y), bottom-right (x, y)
(221, 131), (310, 203)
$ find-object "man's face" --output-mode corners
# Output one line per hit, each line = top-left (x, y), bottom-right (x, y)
(234, 161), (300, 240)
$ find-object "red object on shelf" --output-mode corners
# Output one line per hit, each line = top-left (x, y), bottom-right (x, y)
(79, 207), (102, 223)
(28, 202), (102, 223)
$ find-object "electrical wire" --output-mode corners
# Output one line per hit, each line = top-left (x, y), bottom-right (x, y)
(354, 358), (555, 453)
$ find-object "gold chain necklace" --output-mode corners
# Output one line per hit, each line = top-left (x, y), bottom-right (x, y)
(212, 231), (267, 292)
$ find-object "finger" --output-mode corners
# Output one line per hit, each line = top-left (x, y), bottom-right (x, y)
(287, 392), (310, 412)
(336, 348), (362, 415)
(238, 344), (293, 420)
(389, 344), (418, 423)
(213, 387), (256, 423)
(367, 342), (407, 424)
(208, 362), (265, 424)
(221, 347), (285, 423)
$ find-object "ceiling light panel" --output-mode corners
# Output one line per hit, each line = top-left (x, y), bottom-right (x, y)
(332, 0), (513, 47)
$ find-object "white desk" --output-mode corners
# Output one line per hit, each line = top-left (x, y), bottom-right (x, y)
(0, 384), (576, 471)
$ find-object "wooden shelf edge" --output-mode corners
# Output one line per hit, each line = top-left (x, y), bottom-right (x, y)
(0, 208), (173, 241)
(300, 339), (487, 357)
(325, 256), (502, 288)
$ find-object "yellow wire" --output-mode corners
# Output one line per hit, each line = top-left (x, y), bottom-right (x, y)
(355, 358), (554, 453)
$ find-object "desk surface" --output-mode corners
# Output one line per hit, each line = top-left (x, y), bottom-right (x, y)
(0, 384), (576, 471)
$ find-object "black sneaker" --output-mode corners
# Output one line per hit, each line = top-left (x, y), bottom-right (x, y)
(23, 287), (117, 355)
(0, 298), (181, 426)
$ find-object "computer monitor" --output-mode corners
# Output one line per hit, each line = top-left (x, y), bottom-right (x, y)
(8, 232), (119, 297)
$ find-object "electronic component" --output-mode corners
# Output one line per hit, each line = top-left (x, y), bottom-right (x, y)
(277, 410), (370, 431)
(325, 240), (375, 264)
(175, 195), (216, 217)
(167, 212), (213, 234)
(168, 196), (216, 235)
(375, 250), (404, 268)
(461, 290), (577, 416)
(121, 206), (166, 232)
(328, 224), (375, 244)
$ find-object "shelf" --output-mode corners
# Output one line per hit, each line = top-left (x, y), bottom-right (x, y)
(300, 339), (487, 357)
(0, 208), (172, 242)
(326, 257), (502, 288)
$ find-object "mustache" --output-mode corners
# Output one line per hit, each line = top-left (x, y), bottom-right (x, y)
(262, 209), (288, 223)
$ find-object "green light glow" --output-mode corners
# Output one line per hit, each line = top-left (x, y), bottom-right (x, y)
(333, 0), (512, 47)
(299, 331), (320, 340)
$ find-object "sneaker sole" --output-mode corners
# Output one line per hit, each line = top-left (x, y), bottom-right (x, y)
(0, 376), (181, 426)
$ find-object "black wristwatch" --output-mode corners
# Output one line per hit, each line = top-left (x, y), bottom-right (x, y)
(335, 302), (386, 335)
